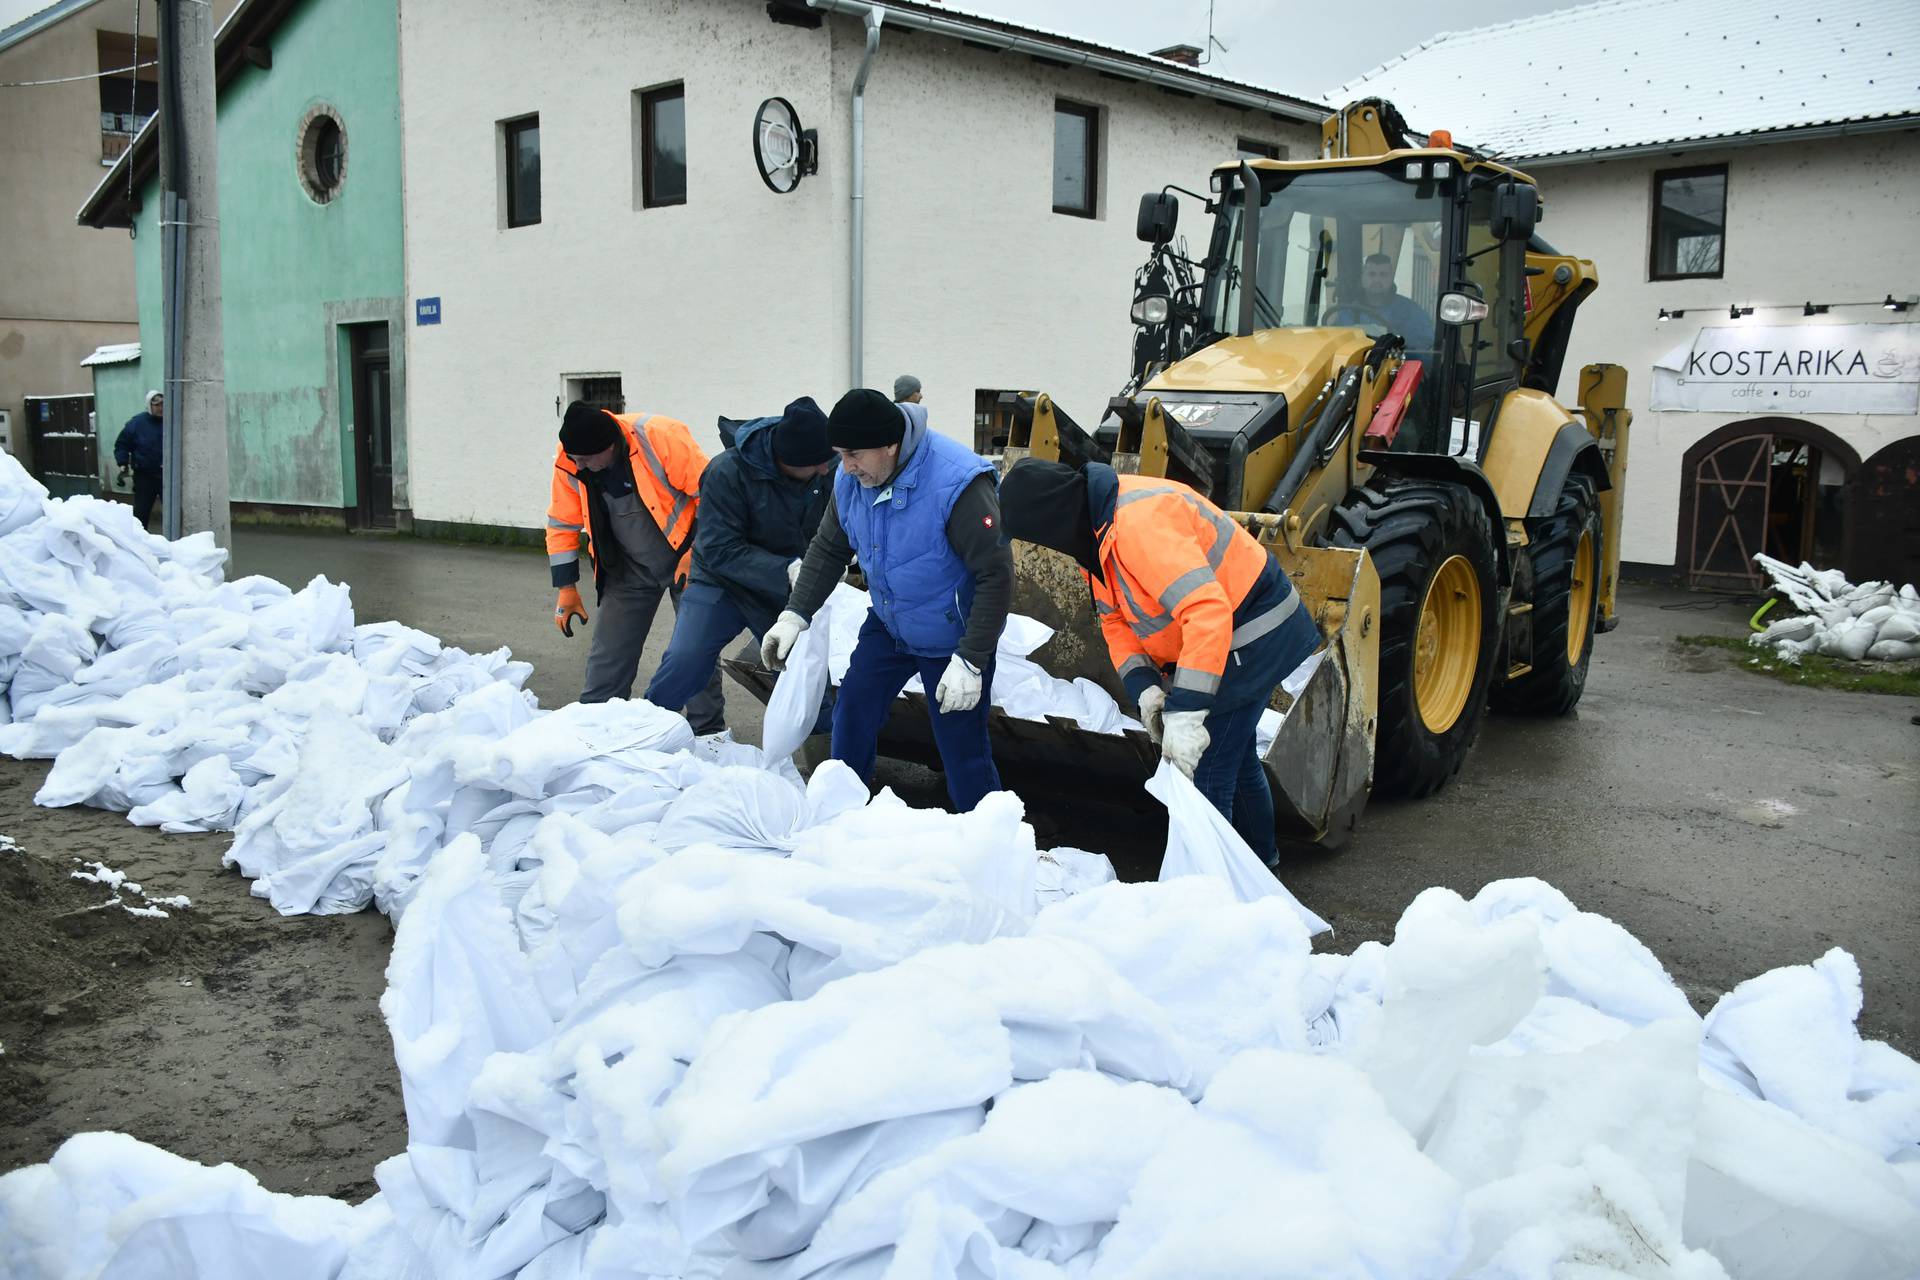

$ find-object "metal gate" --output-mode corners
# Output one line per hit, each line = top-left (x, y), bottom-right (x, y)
(25, 395), (98, 499)
(1686, 432), (1771, 590)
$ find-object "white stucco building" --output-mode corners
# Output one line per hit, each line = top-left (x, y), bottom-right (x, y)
(1347, 0), (1920, 588)
(396, 0), (1326, 535)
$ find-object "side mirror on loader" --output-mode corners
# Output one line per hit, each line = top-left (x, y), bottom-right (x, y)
(1136, 191), (1178, 245)
(1489, 179), (1539, 241)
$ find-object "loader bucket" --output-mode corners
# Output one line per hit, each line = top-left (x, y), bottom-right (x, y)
(719, 529), (1379, 849)
(1251, 538), (1380, 849)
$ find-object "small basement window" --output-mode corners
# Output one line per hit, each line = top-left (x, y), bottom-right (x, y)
(566, 374), (624, 415)
(1236, 137), (1283, 160)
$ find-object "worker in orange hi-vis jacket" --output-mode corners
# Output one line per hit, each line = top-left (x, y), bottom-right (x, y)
(999, 457), (1322, 869)
(545, 400), (724, 732)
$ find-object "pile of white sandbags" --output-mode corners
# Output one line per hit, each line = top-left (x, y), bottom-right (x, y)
(4, 455), (1919, 1279)
(1749, 553), (1920, 663)
(5, 856), (1917, 1279)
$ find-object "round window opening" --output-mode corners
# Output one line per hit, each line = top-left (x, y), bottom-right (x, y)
(298, 108), (347, 203)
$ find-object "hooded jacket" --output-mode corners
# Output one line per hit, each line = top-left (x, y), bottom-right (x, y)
(834, 402), (995, 657)
(689, 411), (832, 634)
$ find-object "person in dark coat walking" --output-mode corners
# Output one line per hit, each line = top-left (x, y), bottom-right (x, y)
(643, 397), (836, 734)
(114, 390), (165, 529)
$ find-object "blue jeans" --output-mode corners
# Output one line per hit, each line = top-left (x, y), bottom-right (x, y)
(1187, 604), (1321, 865)
(833, 610), (1000, 812)
(644, 582), (830, 736)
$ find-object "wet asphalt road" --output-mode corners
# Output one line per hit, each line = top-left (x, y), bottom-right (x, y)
(231, 528), (1920, 1052)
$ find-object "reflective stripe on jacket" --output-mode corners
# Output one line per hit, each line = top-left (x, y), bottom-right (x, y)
(1084, 466), (1302, 713)
(546, 410), (708, 590)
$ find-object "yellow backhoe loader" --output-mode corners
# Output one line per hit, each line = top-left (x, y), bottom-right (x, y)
(729, 99), (1632, 849)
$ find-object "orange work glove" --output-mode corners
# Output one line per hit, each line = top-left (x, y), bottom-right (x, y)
(554, 586), (588, 637)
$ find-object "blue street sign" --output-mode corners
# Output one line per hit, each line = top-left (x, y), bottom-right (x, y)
(415, 297), (442, 325)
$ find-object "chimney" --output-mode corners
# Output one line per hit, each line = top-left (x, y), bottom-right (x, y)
(1151, 43), (1203, 66)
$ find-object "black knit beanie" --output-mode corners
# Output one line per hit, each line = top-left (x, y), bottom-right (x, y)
(999, 458), (1100, 578)
(772, 396), (833, 467)
(559, 401), (621, 455)
(827, 388), (905, 450)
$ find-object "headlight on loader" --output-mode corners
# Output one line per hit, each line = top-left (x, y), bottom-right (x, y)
(1131, 295), (1171, 326)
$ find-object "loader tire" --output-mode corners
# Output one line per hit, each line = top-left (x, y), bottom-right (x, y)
(1494, 474), (1601, 716)
(1326, 479), (1500, 799)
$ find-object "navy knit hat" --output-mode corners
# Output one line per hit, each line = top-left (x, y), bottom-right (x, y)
(559, 401), (621, 455)
(827, 388), (905, 450)
(772, 396), (833, 467)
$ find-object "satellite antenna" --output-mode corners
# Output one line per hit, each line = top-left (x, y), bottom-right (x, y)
(753, 96), (817, 194)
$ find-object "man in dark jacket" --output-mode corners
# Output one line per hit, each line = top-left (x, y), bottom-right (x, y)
(114, 390), (165, 529)
(643, 397), (835, 733)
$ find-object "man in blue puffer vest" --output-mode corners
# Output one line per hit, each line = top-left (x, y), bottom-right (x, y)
(762, 388), (1012, 811)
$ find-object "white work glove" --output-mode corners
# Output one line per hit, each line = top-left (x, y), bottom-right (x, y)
(1160, 710), (1210, 780)
(1136, 685), (1167, 743)
(787, 557), (804, 588)
(760, 610), (808, 672)
(934, 655), (983, 714)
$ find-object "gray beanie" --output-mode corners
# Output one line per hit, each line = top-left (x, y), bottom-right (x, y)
(892, 374), (921, 402)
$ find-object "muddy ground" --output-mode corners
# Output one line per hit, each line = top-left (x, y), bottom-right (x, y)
(0, 780), (400, 1200)
(2, 528), (1916, 1200)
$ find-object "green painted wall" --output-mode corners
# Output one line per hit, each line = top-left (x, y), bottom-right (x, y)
(90, 360), (149, 494)
(130, 0), (402, 510)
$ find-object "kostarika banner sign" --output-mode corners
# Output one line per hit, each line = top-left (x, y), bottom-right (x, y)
(1651, 323), (1920, 414)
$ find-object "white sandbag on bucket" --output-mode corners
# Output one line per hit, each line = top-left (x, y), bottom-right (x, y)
(1148, 761), (1329, 934)
(762, 613), (831, 763)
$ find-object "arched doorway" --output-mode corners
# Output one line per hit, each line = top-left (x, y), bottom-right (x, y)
(1852, 437), (1920, 587)
(1677, 419), (1860, 591)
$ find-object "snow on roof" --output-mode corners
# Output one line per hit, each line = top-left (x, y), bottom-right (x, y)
(1339, 0), (1920, 162)
(80, 342), (141, 368)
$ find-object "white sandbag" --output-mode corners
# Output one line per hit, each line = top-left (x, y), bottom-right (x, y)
(1461, 1146), (1731, 1279)
(1424, 1019), (1704, 1225)
(616, 847), (1010, 1000)
(380, 839), (553, 1149)
(784, 1071), (1195, 1279)
(0, 1131), (361, 1280)
(1148, 760), (1330, 934)
(1818, 616), (1877, 661)
(1865, 638), (1919, 661)
(1347, 888), (1547, 1140)
(1032, 877), (1318, 1090)
(764, 611), (832, 762)
(1033, 847), (1114, 907)
(0, 450), (49, 536)
(1091, 1050), (1468, 1278)
(454, 698), (695, 799)
(654, 766), (809, 855)
(1683, 1087), (1920, 1280)
(1699, 948), (1920, 1159)
(791, 788), (1040, 923)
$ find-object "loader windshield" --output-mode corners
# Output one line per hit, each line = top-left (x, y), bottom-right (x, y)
(1209, 167), (1444, 352)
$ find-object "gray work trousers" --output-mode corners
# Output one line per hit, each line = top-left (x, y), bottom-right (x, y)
(581, 572), (727, 734)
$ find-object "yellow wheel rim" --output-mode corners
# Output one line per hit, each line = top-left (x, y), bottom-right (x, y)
(1414, 555), (1482, 734)
(1567, 528), (1596, 667)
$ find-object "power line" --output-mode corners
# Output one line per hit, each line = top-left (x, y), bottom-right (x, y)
(0, 59), (156, 87)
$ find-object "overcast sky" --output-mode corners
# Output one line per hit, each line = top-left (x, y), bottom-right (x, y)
(3, 0), (1571, 96)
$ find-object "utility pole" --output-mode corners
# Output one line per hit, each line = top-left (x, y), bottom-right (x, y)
(156, 0), (230, 546)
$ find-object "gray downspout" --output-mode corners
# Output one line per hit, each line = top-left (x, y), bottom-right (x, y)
(848, 6), (883, 390)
